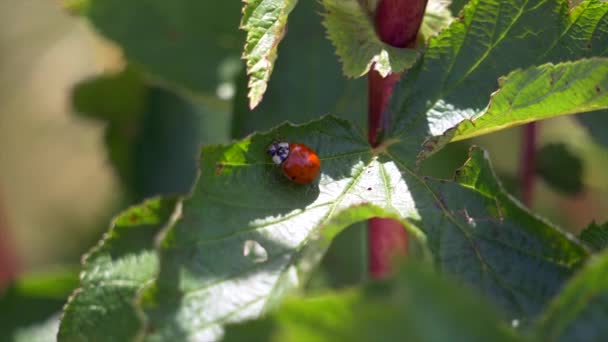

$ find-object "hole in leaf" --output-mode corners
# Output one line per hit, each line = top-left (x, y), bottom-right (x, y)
(243, 240), (268, 263)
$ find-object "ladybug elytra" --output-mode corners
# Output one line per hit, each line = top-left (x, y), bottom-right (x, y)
(267, 142), (320, 184)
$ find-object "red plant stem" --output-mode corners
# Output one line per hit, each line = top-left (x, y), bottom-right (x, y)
(368, 72), (401, 144)
(368, 0), (428, 278)
(520, 123), (537, 206)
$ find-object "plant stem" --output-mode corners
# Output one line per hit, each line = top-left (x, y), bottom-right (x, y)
(368, 0), (428, 278)
(520, 122), (537, 206)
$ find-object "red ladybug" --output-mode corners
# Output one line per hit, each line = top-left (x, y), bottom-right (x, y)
(267, 142), (320, 184)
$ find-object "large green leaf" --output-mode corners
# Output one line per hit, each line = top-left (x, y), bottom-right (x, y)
(59, 0), (608, 339)
(81, 0), (243, 95)
(132, 117), (585, 341)
(414, 146), (587, 320)
(387, 0), (608, 164)
(58, 198), (179, 341)
(448, 59), (608, 143)
(138, 116), (428, 341)
(418, 59), (608, 161)
(0, 269), (78, 342)
(223, 263), (520, 342)
(535, 249), (608, 341)
(73, 68), (215, 201)
(321, 0), (420, 78)
(241, 0), (298, 109)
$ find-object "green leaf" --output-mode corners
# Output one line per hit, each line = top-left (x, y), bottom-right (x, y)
(578, 110), (608, 147)
(405, 146), (587, 320)
(139, 116), (429, 341)
(232, 0), (367, 136)
(321, 0), (420, 78)
(64, 0), (603, 338)
(580, 221), (608, 252)
(133, 117), (585, 340)
(450, 59), (608, 142)
(82, 0), (244, 96)
(58, 197), (179, 342)
(535, 249), (608, 341)
(233, 0), (369, 289)
(535, 143), (584, 196)
(420, 0), (455, 40)
(73, 67), (147, 124)
(418, 140), (471, 179)
(387, 0), (608, 165)
(73, 68), (212, 201)
(224, 263), (521, 342)
(241, 0), (298, 109)
(315, 221), (368, 288)
(449, 0), (468, 16)
(0, 268), (78, 341)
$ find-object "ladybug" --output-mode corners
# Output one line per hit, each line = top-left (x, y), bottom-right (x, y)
(267, 141), (320, 184)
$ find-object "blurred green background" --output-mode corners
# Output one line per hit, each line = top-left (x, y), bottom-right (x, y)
(1, 0), (607, 290)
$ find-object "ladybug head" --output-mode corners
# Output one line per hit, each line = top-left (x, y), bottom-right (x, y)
(267, 142), (290, 165)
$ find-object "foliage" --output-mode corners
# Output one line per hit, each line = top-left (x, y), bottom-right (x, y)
(388, 0), (608, 162)
(73, 67), (227, 201)
(58, 198), (180, 341)
(536, 143), (584, 195)
(535, 249), (608, 341)
(2, 0), (608, 341)
(0, 269), (78, 341)
(578, 110), (608, 147)
(580, 221), (608, 252)
(224, 263), (521, 342)
(321, 0), (419, 77)
(241, 0), (298, 108)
